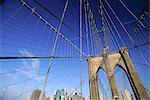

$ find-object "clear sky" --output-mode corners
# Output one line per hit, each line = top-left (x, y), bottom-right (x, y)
(0, 0), (149, 100)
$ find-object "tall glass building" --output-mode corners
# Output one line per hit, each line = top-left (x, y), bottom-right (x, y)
(56, 90), (61, 100)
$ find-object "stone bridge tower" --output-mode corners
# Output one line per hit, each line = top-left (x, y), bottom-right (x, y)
(87, 48), (149, 100)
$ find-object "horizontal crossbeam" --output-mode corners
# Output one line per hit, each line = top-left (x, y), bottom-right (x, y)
(0, 56), (82, 59)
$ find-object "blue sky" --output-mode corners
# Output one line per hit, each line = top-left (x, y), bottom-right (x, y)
(0, 0), (149, 99)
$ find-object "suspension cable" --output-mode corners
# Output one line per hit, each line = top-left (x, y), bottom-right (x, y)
(42, 0), (69, 93)
(84, 0), (90, 55)
(101, 2), (126, 47)
(33, 0), (74, 32)
(86, 0), (103, 52)
(118, 0), (145, 27)
(80, 0), (83, 98)
(102, 7), (120, 50)
(19, 0), (87, 57)
(98, 0), (108, 49)
(105, 0), (149, 65)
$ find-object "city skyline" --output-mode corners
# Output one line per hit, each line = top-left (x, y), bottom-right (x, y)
(28, 88), (87, 100)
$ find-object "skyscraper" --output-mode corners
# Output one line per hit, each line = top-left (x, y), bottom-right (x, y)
(61, 89), (68, 100)
(56, 90), (61, 100)
(28, 89), (42, 100)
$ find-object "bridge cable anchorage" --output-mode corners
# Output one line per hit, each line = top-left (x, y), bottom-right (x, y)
(118, 0), (145, 28)
(19, 0), (87, 57)
(105, 0), (149, 65)
(41, 0), (69, 96)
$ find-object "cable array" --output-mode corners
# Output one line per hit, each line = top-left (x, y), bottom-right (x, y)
(0, 0), (149, 99)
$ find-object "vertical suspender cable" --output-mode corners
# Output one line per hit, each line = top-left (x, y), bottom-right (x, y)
(101, 2), (126, 47)
(41, 0), (69, 98)
(19, 0), (87, 57)
(102, 5), (120, 49)
(98, 0), (107, 49)
(84, 0), (90, 55)
(86, 0), (103, 53)
(105, 0), (149, 65)
(80, 0), (83, 99)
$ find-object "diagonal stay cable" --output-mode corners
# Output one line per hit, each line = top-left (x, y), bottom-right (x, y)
(11, 66), (73, 100)
(84, 0), (90, 55)
(105, 0), (149, 65)
(128, 43), (150, 49)
(0, 76), (42, 90)
(102, 3), (120, 49)
(98, 0), (108, 48)
(2, 2), (24, 25)
(0, 66), (69, 90)
(101, 2), (126, 48)
(33, 0), (88, 44)
(41, 0), (69, 93)
(118, 0), (145, 27)
(1, 5), (37, 100)
(0, 61), (76, 75)
(33, 0), (75, 33)
(85, 0), (103, 52)
(133, 62), (150, 68)
(19, 0), (87, 57)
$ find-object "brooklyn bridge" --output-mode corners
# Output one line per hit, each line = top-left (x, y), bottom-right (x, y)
(0, 0), (149, 100)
